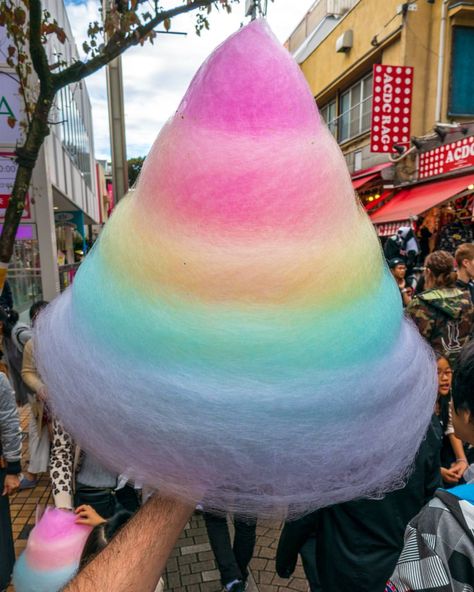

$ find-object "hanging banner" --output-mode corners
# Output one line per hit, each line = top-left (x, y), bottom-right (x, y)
(0, 152), (31, 221)
(370, 65), (414, 154)
(418, 135), (474, 180)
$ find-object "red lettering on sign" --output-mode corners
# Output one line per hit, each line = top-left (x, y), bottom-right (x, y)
(418, 136), (474, 180)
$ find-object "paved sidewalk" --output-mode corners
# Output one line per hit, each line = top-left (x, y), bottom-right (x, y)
(163, 514), (308, 592)
(7, 407), (53, 592)
(8, 407), (309, 592)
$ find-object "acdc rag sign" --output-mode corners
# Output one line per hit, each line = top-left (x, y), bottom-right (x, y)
(419, 136), (474, 180)
(370, 65), (414, 153)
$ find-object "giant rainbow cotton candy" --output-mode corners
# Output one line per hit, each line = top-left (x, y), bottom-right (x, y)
(35, 20), (436, 517)
(13, 508), (92, 591)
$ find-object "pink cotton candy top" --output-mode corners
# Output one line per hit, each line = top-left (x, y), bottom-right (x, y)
(177, 20), (318, 133)
(24, 507), (92, 571)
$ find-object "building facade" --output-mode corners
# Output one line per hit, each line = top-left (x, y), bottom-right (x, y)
(288, 0), (474, 244)
(0, 0), (100, 309)
(288, 0), (474, 170)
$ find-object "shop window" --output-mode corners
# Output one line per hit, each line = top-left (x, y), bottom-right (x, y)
(338, 73), (373, 143)
(449, 27), (474, 116)
(320, 99), (337, 137)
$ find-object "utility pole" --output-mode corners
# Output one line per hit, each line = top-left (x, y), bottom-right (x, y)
(106, 55), (128, 203)
(103, 0), (129, 204)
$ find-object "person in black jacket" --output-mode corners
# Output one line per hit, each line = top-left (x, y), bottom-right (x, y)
(0, 281), (13, 312)
(276, 423), (441, 592)
(276, 512), (321, 591)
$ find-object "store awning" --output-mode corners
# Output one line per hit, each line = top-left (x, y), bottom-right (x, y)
(370, 174), (474, 224)
(353, 173), (378, 190)
(352, 162), (391, 180)
(364, 189), (394, 211)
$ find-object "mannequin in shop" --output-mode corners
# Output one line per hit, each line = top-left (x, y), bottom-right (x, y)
(384, 226), (420, 271)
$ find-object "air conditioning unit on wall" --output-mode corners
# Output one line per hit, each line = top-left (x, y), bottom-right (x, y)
(336, 30), (353, 52)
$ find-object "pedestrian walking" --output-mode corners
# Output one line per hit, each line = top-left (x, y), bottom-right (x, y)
(276, 512), (321, 591)
(309, 421), (440, 592)
(19, 301), (49, 489)
(0, 370), (22, 591)
(407, 250), (474, 366)
(388, 257), (413, 306)
(49, 418), (140, 517)
(386, 340), (474, 591)
(0, 308), (32, 406)
(433, 354), (469, 487)
(455, 242), (474, 304)
(203, 512), (257, 592)
(0, 280), (13, 313)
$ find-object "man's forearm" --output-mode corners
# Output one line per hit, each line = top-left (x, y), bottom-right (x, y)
(65, 494), (193, 592)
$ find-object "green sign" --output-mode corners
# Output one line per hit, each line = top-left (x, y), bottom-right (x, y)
(0, 96), (15, 119)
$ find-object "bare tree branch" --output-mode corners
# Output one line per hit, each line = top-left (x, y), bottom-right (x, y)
(29, 0), (54, 94)
(52, 0), (216, 89)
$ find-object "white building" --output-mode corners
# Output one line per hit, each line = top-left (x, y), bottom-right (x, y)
(0, 0), (100, 309)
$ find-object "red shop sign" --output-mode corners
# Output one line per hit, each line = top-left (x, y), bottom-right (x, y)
(370, 65), (414, 154)
(419, 136), (474, 180)
(0, 152), (31, 221)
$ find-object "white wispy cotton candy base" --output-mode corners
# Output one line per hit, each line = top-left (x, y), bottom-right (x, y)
(35, 290), (437, 518)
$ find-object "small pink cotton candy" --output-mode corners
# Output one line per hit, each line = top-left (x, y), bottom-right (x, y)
(25, 507), (92, 571)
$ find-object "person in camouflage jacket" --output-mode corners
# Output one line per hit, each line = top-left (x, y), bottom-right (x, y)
(407, 251), (474, 367)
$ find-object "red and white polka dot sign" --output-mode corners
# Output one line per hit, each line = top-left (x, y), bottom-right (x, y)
(370, 65), (413, 154)
(419, 136), (474, 180)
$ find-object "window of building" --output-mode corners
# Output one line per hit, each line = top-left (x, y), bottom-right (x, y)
(449, 26), (474, 116)
(320, 99), (337, 137)
(58, 87), (92, 190)
(338, 73), (373, 143)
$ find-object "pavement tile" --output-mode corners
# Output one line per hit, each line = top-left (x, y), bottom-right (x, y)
(181, 542), (212, 555)
(201, 569), (220, 583)
(199, 582), (222, 592)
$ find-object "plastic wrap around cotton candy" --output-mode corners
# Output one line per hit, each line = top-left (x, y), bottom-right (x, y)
(13, 508), (92, 592)
(35, 20), (436, 518)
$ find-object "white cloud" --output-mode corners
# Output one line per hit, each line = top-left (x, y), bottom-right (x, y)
(65, 1), (313, 159)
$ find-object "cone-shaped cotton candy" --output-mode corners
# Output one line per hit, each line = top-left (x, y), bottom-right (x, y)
(35, 20), (436, 518)
(13, 508), (92, 591)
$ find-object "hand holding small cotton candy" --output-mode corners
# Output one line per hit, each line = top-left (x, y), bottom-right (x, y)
(13, 507), (92, 592)
(35, 20), (436, 519)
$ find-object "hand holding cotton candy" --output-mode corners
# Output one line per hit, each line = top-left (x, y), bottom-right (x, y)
(13, 507), (92, 592)
(35, 21), (436, 518)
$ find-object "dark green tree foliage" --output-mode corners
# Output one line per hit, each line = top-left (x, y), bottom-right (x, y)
(128, 156), (146, 187)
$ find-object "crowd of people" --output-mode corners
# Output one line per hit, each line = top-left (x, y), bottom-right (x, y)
(0, 236), (474, 592)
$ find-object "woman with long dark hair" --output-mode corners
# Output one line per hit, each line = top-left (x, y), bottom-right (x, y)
(407, 250), (474, 366)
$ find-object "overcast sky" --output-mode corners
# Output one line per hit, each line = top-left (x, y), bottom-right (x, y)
(65, 0), (313, 159)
